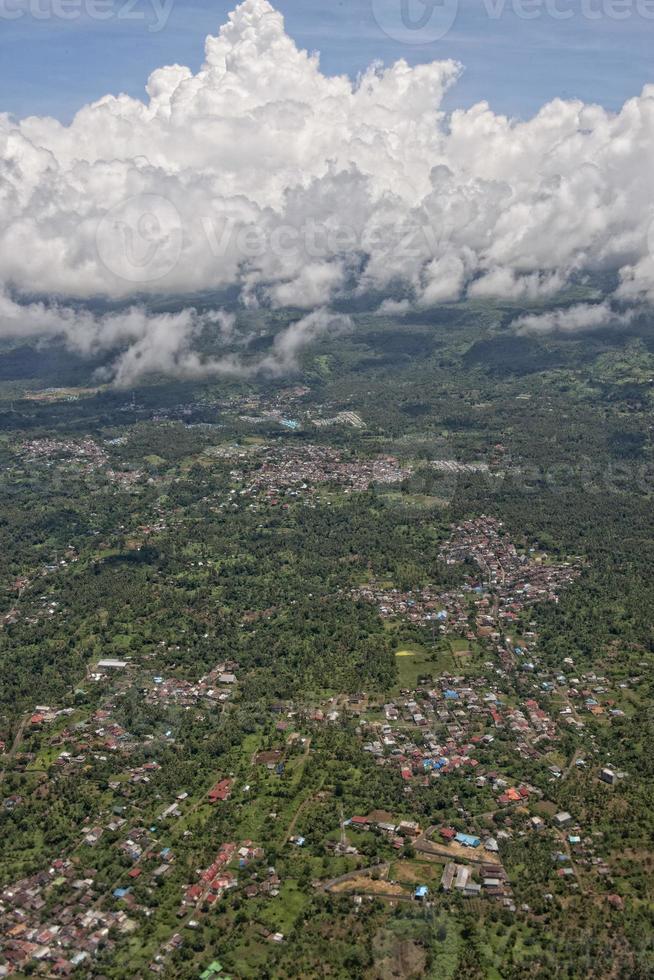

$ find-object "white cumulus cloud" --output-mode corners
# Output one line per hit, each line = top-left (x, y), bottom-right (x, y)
(512, 302), (635, 335)
(1, 0), (654, 378)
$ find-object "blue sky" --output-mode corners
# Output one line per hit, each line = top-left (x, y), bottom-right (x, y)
(2, 0), (652, 122)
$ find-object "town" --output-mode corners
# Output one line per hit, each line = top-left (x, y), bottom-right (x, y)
(0, 505), (637, 978)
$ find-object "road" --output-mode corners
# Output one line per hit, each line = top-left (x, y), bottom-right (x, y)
(282, 736), (314, 843)
(320, 863), (390, 892)
(413, 827), (500, 868)
(554, 829), (587, 895)
(0, 714), (28, 786)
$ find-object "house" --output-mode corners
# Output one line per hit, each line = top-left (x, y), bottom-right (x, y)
(439, 827), (456, 842)
(52, 961), (73, 977)
(397, 820), (421, 837)
(199, 961), (224, 980)
(414, 885), (429, 900)
(378, 821), (397, 835)
(498, 787), (521, 804)
(454, 865), (470, 889)
(455, 832), (481, 848)
(599, 768), (617, 785)
(159, 802), (181, 819)
(208, 779), (233, 803)
(553, 811), (572, 828)
(441, 863), (456, 891)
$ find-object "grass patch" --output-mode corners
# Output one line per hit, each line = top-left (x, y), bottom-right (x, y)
(393, 643), (452, 691)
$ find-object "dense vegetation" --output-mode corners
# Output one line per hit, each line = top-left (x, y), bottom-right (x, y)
(0, 301), (652, 978)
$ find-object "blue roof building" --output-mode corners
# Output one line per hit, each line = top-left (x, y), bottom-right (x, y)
(455, 833), (481, 848)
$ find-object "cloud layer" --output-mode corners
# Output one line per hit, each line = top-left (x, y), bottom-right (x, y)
(0, 289), (351, 386)
(1, 0), (654, 378)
